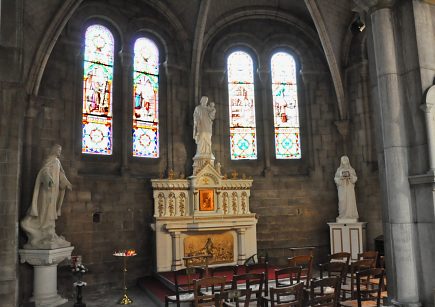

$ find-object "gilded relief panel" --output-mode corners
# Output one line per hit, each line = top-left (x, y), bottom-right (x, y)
(184, 232), (234, 265)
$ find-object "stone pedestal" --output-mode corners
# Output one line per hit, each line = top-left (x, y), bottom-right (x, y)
(328, 222), (366, 261)
(19, 246), (74, 307)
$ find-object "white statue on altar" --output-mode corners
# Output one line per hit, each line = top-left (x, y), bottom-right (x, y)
(21, 144), (72, 249)
(334, 155), (359, 222)
(193, 96), (216, 159)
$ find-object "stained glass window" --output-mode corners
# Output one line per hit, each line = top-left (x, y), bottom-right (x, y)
(271, 52), (301, 159)
(227, 51), (257, 160)
(82, 25), (114, 155)
(132, 38), (159, 158)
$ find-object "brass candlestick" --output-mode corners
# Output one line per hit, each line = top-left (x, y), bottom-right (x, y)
(114, 250), (136, 305)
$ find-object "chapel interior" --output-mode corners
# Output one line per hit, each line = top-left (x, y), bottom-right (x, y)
(1, 0), (435, 306)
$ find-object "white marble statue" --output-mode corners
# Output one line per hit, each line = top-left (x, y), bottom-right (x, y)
(334, 155), (359, 221)
(21, 144), (72, 249)
(193, 96), (216, 159)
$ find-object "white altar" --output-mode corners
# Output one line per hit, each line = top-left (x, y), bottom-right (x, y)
(151, 163), (257, 272)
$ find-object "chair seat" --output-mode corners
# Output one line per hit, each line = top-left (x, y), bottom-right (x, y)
(340, 299), (378, 307)
(167, 292), (195, 302)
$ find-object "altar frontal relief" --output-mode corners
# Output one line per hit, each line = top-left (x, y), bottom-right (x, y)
(184, 232), (234, 265)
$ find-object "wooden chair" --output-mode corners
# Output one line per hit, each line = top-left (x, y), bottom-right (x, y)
(216, 288), (252, 307)
(307, 276), (341, 307)
(318, 262), (347, 287)
(288, 255), (313, 288)
(245, 261), (269, 296)
(340, 259), (375, 300)
(265, 282), (304, 307)
(210, 265), (239, 292)
(275, 266), (302, 288)
(194, 276), (226, 307)
(340, 268), (385, 307)
(231, 272), (265, 306)
(357, 251), (378, 267)
(328, 252), (351, 265)
(165, 267), (205, 307)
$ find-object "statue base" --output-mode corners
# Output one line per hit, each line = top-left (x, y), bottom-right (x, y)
(336, 217), (359, 223)
(192, 155), (215, 175)
(19, 246), (74, 307)
(328, 222), (366, 261)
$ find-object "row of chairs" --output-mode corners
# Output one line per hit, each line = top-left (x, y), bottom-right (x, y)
(193, 268), (384, 307)
(165, 250), (385, 306)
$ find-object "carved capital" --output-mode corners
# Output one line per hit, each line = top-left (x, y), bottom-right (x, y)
(334, 119), (350, 138)
(257, 68), (270, 86)
(205, 68), (226, 85)
(118, 50), (133, 69)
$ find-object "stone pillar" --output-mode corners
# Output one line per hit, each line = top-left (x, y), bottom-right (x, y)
(422, 86), (435, 174)
(170, 232), (182, 270)
(119, 51), (133, 175)
(19, 247), (74, 307)
(365, 1), (421, 305)
(236, 228), (246, 264)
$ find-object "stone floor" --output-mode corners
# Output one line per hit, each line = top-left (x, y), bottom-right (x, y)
(60, 286), (161, 307)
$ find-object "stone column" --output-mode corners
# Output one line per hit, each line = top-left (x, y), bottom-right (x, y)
(170, 232), (182, 269)
(365, 1), (421, 305)
(236, 228), (246, 264)
(119, 51), (133, 175)
(422, 86), (435, 174)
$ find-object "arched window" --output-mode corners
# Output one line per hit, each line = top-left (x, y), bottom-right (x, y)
(227, 51), (257, 160)
(132, 37), (159, 158)
(271, 52), (301, 159)
(82, 24), (114, 155)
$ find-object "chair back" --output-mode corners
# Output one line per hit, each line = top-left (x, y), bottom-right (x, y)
(164, 267), (205, 306)
(275, 266), (302, 288)
(288, 255), (313, 287)
(307, 276), (341, 307)
(343, 259), (375, 299)
(174, 267), (205, 293)
(269, 282), (304, 307)
(193, 276), (226, 307)
(232, 272), (265, 305)
(357, 251), (378, 267)
(245, 261), (269, 295)
(356, 268), (385, 307)
(328, 252), (351, 266)
(210, 265), (238, 292)
(319, 262), (347, 285)
(216, 288), (252, 307)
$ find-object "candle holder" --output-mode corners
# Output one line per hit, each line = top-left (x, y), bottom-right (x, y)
(113, 250), (137, 305)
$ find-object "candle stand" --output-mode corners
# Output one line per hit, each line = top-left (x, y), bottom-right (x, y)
(113, 250), (137, 305)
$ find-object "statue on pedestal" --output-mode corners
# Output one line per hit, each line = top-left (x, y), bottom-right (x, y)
(193, 96), (216, 172)
(334, 155), (359, 222)
(21, 144), (72, 249)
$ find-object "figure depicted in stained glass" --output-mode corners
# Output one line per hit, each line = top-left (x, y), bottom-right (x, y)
(193, 96), (216, 159)
(271, 52), (301, 159)
(82, 25), (114, 155)
(227, 51), (257, 160)
(132, 37), (159, 158)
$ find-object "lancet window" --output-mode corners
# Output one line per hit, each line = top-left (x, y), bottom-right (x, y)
(132, 37), (159, 158)
(271, 52), (301, 159)
(227, 51), (258, 160)
(82, 24), (114, 155)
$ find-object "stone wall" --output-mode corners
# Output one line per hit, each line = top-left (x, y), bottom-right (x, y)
(0, 0), (387, 304)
